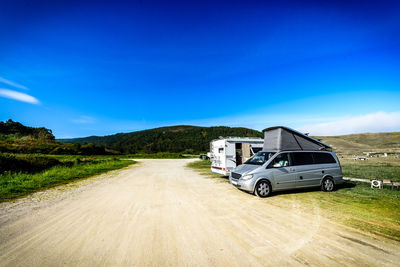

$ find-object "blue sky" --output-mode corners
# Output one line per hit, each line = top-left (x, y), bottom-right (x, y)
(1, 0), (399, 137)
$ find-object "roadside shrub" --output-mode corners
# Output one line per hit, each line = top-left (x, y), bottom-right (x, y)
(0, 154), (62, 174)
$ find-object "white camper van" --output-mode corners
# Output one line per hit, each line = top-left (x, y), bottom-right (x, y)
(210, 137), (264, 175)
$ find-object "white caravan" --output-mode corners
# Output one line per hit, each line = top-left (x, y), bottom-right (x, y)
(210, 137), (264, 175)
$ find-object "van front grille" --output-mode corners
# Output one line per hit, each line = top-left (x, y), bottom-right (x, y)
(231, 172), (241, 179)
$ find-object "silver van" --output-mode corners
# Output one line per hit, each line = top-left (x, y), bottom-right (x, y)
(229, 150), (343, 197)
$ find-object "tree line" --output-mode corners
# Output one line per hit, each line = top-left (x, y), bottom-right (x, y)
(63, 125), (263, 154)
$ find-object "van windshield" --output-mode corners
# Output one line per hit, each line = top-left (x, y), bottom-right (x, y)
(244, 151), (276, 165)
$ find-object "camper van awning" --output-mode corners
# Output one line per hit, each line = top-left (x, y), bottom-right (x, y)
(262, 126), (331, 151)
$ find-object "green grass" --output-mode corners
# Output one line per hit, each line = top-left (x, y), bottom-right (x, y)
(0, 158), (136, 201)
(187, 160), (400, 241)
(128, 152), (199, 159)
(340, 157), (400, 182)
(0, 138), (117, 155)
(274, 183), (400, 241)
(186, 160), (227, 179)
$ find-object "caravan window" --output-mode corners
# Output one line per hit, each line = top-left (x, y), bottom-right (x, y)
(250, 147), (263, 156)
(245, 151), (276, 165)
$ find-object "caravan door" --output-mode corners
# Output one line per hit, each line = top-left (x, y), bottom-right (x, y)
(225, 142), (237, 173)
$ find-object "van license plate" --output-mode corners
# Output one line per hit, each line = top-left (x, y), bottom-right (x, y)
(231, 180), (238, 185)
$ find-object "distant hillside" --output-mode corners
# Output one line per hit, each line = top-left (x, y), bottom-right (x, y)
(6, 119), (397, 155)
(0, 119), (54, 140)
(315, 132), (400, 155)
(0, 120), (116, 155)
(60, 125), (263, 154)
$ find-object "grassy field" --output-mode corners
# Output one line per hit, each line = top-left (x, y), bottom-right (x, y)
(340, 157), (400, 182)
(127, 152), (199, 159)
(188, 160), (400, 241)
(316, 132), (400, 155)
(186, 160), (224, 178)
(275, 183), (400, 241)
(0, 154), (136, 201)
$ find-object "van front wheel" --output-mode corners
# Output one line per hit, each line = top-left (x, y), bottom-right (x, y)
(321, 177), (335, 192)
(255, 181), (271, 198)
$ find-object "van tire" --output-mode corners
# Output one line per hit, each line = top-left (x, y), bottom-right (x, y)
(255, 180), (272, 198)
(321, 177), (335, 192)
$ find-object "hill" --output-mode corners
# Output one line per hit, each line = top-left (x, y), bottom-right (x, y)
(60, 125), (264, 154)
(0, 119), (116, 155)
(61, 125), (400, 155)
(4, 119), (398, 155)
(0, 119), (54, 140)
(315, 132), (400, 155)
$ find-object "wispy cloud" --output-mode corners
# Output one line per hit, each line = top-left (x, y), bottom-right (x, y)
(0, 89), (40, 104)
(0, 77), (29, 90)
(298, 111), (400, 136)
(71, 116), (95, 124)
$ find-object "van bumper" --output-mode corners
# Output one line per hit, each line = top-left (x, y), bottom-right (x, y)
(229, 177), (255, 192)
(334, 175), (344, 185)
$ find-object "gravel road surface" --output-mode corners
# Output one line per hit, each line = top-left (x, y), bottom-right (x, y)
(1, 159), (399, 266)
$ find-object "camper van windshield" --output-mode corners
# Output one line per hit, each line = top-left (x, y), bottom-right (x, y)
(244, 151), (276, 165)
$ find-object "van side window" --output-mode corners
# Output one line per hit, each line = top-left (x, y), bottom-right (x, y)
(313, 152), (336, 164)
(291, 152), (313, 165)
(268, 153), (290, 168)
(218, 148), (224, 153)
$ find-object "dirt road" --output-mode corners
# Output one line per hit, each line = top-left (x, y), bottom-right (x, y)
(1, 159), (399, 266)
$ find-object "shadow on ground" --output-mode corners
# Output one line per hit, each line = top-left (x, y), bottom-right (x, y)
(236, 181), (357, 197)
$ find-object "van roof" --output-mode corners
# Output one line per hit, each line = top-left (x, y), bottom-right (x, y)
(262, 126), (331, 151)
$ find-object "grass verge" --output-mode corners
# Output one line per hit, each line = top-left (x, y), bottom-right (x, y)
(275, 183), (400, 241)
(340, 158), (400, 182)
(128, 152), (199, 159)
(186, 160), (226, 179)
(0, 158), (136, 201)
(187, 160), (400, 241)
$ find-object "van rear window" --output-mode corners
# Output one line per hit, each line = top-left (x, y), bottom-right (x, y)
(313, 152), (336, 164)
(291, 152), (313, 165)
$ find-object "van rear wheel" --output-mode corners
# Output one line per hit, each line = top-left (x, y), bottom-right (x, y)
(255, 181), (271, 198)
(321, 177), (335, 192)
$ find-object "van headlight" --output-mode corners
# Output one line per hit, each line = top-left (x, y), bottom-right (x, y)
(241, 174), (253, 180)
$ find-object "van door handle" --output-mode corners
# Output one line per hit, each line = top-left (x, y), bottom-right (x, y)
(299, 176), (303, 180)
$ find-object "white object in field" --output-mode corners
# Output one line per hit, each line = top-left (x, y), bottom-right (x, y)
(209, 137), (264, 175)
(371, 180), (383, 189)
(354, 157), (368, 161)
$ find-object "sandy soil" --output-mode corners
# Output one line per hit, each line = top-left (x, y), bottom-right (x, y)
(0, 159), (399, 266)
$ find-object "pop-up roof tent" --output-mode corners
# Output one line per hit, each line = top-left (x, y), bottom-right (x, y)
(262, 126), (331, 151)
